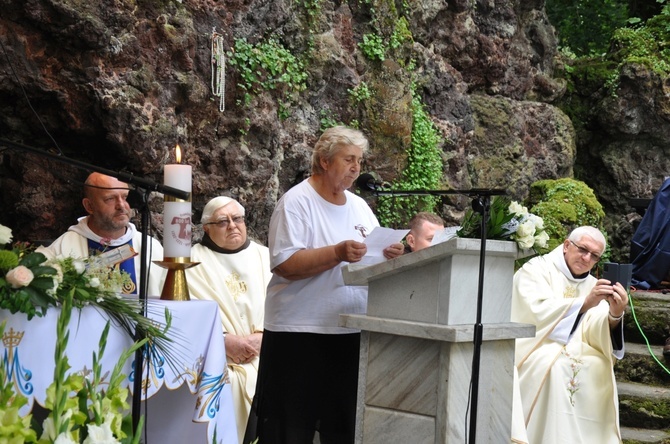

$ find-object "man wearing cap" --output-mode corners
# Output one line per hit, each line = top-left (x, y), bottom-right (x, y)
(186, 196), (271, 444)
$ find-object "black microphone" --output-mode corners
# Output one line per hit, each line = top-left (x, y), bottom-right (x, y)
(355, 173), (389, 191)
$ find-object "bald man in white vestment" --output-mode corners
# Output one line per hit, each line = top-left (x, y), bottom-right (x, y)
(512, 226), (629, 444)
(38, 172), (165, 296)
(186, 196), (271, 444)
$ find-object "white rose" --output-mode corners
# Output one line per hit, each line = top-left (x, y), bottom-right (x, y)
(83, 422), (120, 444)
(528, 214), (544, 230)
(534, 230), (550, 249)
(73, 260), (86, 274)
(6, 265), (34, 288)
(517, 235), (536, 250)
(508, 201), (529, 217)
(89, 277), (100, 288)
(0, 225), (12, 245)
(515, 220), (536, 238)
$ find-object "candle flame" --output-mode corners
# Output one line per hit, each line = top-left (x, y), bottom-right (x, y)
(175, 144), (182, 164)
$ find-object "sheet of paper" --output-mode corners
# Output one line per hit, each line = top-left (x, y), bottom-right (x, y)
(431, 226), (460, 246)
(359, 227), (409, 265)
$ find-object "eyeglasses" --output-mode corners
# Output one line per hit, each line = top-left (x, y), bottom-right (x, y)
(569, 240), (602, 262)
(205, 216), (245, 228)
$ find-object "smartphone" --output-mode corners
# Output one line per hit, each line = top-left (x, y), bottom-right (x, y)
(602, 262), (632, 291)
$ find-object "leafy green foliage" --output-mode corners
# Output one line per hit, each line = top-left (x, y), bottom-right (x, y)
(610, 5), (670, 77)
(0, 248), (56, 320)
(376, 88), (442, 228)
(457, 197), (516, 240)
(348, 82), (372, 104)
(227, 37), (308, 119)
(546, 0), (629, 56)
(389, 17), (412, 50)
(319, 110), (343, 132)
(457, 197), (549, 254)
(359, 34), (386, 61)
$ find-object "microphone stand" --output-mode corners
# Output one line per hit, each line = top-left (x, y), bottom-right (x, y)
(0, 138), (189, 435)
(362, 186), (503, 443)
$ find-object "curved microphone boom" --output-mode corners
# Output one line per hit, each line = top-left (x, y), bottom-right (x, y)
(355, 172), (389, 191)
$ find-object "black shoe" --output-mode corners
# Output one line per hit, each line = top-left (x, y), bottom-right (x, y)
(663, 338), (670, 358)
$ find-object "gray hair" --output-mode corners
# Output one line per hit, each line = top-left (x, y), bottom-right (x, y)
(311, 126), (369, 175)
(201, 196), (245, 224)
(568, 226), (607, 252)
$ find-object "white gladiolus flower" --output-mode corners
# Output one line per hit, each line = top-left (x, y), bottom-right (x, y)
(40, 417), (56, 441)
(83, 421), (120, 444)
(54, 433), (78, 444)
(0, 224), (12, 245)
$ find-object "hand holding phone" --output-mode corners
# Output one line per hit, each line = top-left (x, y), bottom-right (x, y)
(602, 262), (632, 291)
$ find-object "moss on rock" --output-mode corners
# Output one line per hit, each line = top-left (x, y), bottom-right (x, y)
(527, 178), (605, 251)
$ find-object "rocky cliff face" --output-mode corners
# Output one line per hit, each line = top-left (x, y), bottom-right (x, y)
(0, 0), (653, 261)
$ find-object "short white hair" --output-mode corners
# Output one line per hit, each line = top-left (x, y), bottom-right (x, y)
(201, 196), (245, 224)
(568, 226), (606, 252)
(311, 126), (369, 175)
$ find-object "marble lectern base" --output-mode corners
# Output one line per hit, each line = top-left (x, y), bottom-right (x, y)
(341, 238), (535, 443)
(340, 315), (535, 444)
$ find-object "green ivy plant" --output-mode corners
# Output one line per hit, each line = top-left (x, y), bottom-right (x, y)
(348, 82), (372, 104)
(319, 110), (343, 132)
(376, 87), (443, 228)
(359, 34), (386, 61)
(227, 37), (308, 120)
(357, 2), (412, 64)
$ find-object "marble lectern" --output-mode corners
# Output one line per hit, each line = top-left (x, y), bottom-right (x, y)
(340, 237), (535, 444)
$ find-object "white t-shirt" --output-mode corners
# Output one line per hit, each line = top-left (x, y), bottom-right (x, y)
(265, 180), (380, 334)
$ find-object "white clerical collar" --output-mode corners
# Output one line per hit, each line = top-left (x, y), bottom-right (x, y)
(549, 244), (591, 283)
(68, 216), (136, 246)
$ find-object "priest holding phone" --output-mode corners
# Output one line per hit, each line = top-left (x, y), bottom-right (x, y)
(511, 226), (629, 444)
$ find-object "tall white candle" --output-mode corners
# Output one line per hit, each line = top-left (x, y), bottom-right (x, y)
(163, 145), (192, 259)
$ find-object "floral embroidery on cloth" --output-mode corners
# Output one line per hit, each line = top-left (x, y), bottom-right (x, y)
(562, 347), (584, 406)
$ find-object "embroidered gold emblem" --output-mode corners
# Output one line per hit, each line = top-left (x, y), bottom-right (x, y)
(564, 286), (577, 299)
(225, 272), (247, 301)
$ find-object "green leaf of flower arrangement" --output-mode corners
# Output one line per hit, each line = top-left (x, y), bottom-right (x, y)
(19, 251), (47, 268)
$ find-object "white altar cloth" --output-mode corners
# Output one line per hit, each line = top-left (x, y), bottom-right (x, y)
(0, 298), (237, 444)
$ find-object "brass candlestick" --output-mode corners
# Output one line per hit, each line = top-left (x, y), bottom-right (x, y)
(154, 257), (200, 301)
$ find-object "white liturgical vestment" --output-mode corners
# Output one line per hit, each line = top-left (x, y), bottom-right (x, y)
(187, 240), (271, 444)
(511, 245), (623, 444)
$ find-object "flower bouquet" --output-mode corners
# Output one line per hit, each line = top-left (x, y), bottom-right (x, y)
(457, 196), (549, 252)
(0, 225), (173, 349)
(0, 224), (178, 443)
